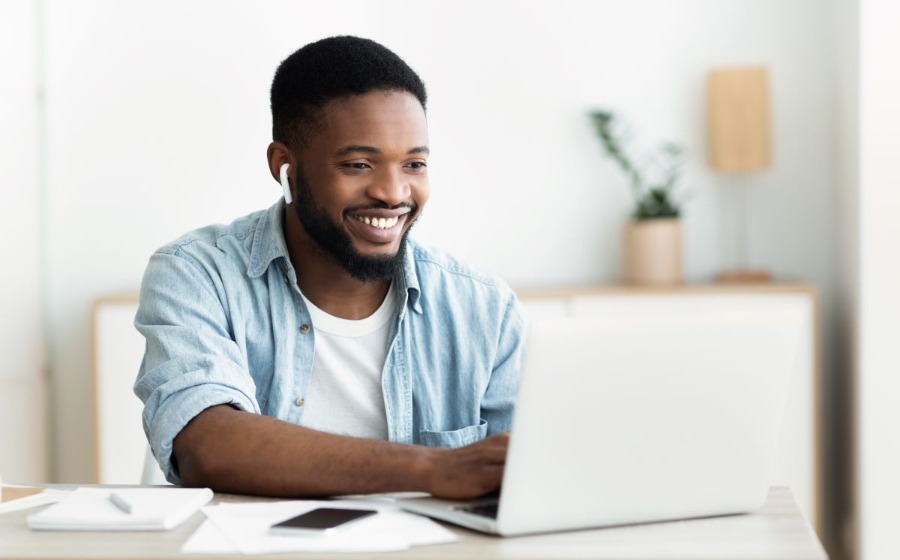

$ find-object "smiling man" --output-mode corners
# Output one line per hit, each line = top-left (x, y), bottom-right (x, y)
(134, 36), (524, 498)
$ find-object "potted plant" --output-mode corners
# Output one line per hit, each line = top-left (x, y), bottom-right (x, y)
(590, 111), (686, 285)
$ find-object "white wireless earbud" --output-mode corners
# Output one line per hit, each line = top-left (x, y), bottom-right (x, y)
(279, 163), (293, 205)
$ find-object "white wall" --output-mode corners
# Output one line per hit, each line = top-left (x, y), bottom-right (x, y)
(857, 1), (900, 559)
(0, 0), (46, 482)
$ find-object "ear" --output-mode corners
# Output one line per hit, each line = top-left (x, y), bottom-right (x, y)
(267, 142), (295, 203)
(266, 142), (292, 181)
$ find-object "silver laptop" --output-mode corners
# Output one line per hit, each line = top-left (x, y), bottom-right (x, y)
(398, 307), (803, 536)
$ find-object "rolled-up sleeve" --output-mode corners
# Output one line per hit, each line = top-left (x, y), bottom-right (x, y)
(134, 246), (259, 485)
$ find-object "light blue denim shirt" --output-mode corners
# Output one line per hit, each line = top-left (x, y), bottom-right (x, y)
(134, 200), (525, 484)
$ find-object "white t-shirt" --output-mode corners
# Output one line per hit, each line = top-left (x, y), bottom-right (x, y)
(298, 285), (396, 440)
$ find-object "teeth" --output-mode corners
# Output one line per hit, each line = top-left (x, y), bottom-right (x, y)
(354, 215), (400, 229)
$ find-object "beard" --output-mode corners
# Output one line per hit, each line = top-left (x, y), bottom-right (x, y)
(291, 170), (416, 283)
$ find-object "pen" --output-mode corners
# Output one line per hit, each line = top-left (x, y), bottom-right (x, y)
(109, 492), (133, 514)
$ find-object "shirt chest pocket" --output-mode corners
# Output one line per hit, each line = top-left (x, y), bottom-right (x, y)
(419, 419), (487, 448)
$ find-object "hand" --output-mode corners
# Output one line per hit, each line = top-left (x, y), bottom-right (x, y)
(426, 432), (510, 499)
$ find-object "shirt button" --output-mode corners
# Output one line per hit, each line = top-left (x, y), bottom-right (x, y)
(299, 324), (311, 334)
(294, 396), (305, 406)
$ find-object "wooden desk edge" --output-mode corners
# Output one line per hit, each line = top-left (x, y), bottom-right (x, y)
(515, 282), (818, 299)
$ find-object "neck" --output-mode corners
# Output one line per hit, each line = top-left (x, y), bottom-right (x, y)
(284, 208), (392, 320)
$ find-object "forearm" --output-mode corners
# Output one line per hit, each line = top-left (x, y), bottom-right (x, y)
(174, 405), (435, 497)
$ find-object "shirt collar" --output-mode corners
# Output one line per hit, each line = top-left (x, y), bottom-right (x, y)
(247, 199), (423, 314)
(247, 199), (290, 278)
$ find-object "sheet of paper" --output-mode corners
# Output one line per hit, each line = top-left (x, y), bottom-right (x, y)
(183, 499), (457, 554)
(26, 487), (213, 531)
(181, 520), (238, 553)
(0, 489), (72, 515)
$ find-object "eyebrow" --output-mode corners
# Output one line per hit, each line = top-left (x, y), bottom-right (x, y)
(334, 145), (430, 157)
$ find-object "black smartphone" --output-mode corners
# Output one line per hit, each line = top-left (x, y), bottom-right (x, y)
(269, 507), (378, 535)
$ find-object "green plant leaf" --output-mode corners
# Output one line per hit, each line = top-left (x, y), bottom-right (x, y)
(589, 110), (686, 219)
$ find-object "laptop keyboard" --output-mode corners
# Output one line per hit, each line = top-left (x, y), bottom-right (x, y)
(456, 502), (499, 519)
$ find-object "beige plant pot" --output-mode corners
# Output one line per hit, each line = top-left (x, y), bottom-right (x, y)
(622, 218), (683, 285)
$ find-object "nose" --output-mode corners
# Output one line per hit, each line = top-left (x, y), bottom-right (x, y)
(366, 166), (411, 206)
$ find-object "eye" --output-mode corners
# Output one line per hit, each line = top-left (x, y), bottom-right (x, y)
(405, 161), (428, 172)
(338, 161), (372, 173)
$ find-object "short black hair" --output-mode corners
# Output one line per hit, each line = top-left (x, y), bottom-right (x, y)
(270, 36), (427, 147)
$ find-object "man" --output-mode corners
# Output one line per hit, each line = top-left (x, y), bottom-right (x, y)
(134, 36), (524, 499)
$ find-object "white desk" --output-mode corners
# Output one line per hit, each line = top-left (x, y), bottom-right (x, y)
(0, 486), (827, 559)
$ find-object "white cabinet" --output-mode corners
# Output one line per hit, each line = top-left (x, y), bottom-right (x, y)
(516, 284), (820, 532)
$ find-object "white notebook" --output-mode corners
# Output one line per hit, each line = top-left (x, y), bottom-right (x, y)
(27, 487), (213, 531)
